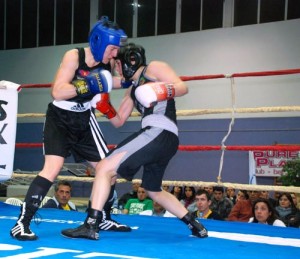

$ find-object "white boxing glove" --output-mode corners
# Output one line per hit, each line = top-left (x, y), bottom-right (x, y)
(135, 82), (175, 108)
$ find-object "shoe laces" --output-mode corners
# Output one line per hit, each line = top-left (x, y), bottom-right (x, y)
(32, 211), (42, 225)
(22, 204), (42, 226)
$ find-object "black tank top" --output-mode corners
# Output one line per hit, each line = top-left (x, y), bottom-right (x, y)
(68, 48), (111, 103)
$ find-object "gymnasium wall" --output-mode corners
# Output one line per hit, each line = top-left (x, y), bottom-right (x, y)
(1, 19), (300, 195)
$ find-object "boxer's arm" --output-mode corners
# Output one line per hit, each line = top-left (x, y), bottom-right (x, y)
(145, 61), (188, 97)
(112, 76), (133, 89)
(91, 89), (134, 128)
(51, 49), (79, 101)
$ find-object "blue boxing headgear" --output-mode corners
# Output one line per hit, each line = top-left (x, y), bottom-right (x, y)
(117, 43), (146, 80)
(89, 16), (127, 62)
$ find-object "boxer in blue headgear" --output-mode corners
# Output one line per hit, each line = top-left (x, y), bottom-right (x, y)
(10, 16), (131, 242)
(89, 16), (127, 63)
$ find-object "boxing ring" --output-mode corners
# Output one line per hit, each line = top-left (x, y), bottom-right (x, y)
(0, 68), (300, 258)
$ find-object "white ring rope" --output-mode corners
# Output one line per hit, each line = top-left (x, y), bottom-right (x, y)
(17, 106), (300, 118)
(9, 173), (300, 194)
(217, 77), (236, 183)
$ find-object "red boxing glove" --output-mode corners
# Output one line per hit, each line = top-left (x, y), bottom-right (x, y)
(135, 82), (175, 108)
(95, 93), (116, 119)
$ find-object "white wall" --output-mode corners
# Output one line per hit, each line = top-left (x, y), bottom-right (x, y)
(1, 19), (299, 120)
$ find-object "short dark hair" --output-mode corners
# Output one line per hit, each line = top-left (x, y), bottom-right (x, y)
(239, 189), (249, 200)
(196, 189), (211, 201)
(213, 186), (224, 193)
(55, 180), (72, 192)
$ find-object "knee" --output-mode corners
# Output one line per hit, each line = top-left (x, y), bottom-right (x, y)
(95, 159), (116, 178)
(147, 190), (161, 200)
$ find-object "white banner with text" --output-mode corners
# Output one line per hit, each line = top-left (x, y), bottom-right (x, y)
(249, 150), (299, 184)
(0, 81), (20, 182)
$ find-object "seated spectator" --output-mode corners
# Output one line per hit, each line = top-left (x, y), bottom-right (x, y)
(249, 198), (285, 227)
(162, 184), (170, 192)
(170, 186), (183, 200)
(118, 182), (141, 209)
(42, 180), (77, 211)
(192, 189), (223, 220)
(275, 193), (300, 228)
(228, 190), (261, 222)
(180, 186), (197, 213)
(139, 201), (174, 217)
(210, 186), (233, 219)
(236, 190), (249, 203)
(152, 201), (167, 216)
(123, 187), (153, 215)
(204, 186), (214, 198)
(226, 187), (236, 204)
(290, 193), (299, 209)
(259, 191), (276, 207)
(111, 190), (119, 211)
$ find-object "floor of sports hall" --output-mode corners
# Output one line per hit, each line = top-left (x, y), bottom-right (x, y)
(0, 202), (299, 259)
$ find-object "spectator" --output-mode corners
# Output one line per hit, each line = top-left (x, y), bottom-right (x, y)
(275, 193), (300, 228)
(249, 198), (285, 227)
(236, 190), (249, 203)
(226, 187), (236, 204)
(210, 186), (233, 219)
(139, 201), (172, 217)
(192, 189), (223, 220)
(162, 184), (170, 192)
(204, 186), (214, 198)
(42, 180), (77, 211)
(290, 193), (299, 209)
(170, 186), (183, 200)
(118, 182), (141, 209)
(180, 186), (197, 213)
(152, 201), (167, 216)
(123, 187), (153, 215)
(259, 191), (276, 207)
(228, 190), (261, 222)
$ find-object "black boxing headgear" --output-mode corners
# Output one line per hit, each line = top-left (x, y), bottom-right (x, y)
(117, 43), (146, 80)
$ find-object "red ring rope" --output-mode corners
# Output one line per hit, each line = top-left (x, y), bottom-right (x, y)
(15, 143), (300, 151)
(18, 68), (300, 89)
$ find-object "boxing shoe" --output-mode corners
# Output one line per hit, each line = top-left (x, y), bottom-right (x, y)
(99, 219), (131, 232)
(181, 212), (208, 238)
(61, 208), (102, 240)
(10, 202), (38, 241)
(99, 210), (131, 232)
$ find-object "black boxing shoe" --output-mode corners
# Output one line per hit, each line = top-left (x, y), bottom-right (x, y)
(99, 218), (131, 232)
(181, 212), (208, 238)
(61, 209), (102, 240)
(100, 210), (131, 232)
(61, 223), (99, 240)
(10, 202), (38, 241)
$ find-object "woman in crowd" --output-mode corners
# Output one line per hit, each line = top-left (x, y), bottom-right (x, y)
(275, 193), (300, 228)
(249, 198), (285, 227)
(171, 186), (183, 201)
(180, 186), (197, 213)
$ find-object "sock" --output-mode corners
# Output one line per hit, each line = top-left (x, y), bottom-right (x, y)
(24, 175), (53, 209)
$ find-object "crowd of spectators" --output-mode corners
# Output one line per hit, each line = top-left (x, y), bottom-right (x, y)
(114, 184), (300, 228)
(35, 179), (300, 228)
